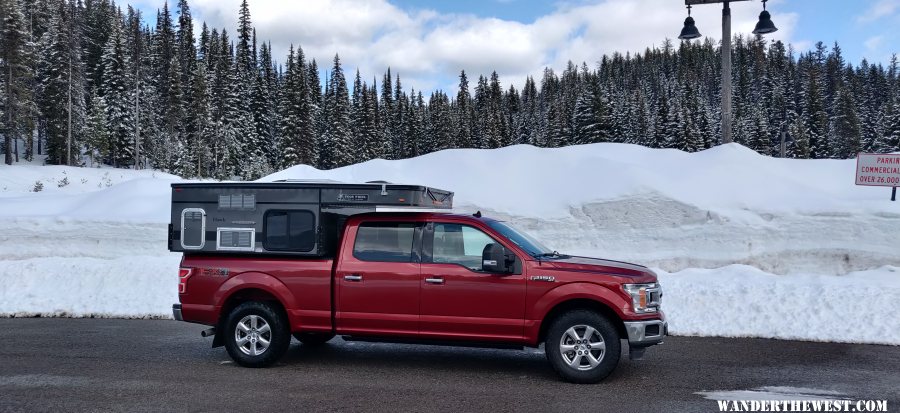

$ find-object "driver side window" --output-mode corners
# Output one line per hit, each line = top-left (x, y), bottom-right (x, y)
(432, 223), (496, 271)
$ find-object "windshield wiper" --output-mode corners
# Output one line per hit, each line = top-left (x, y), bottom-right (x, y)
(533, 251), (564, 259)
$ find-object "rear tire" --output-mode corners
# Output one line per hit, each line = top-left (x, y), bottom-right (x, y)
(224, 301), (290, 368)
(544, 309), (621, 384)
(293, 332), (335, 346)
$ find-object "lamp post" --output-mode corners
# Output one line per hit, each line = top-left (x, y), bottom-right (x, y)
(678, 0), (778, 145)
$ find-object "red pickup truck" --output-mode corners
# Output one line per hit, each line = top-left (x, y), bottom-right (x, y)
(173, 207), (666, 383)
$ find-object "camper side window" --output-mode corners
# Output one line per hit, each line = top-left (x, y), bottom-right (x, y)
(264, 210), (316, 252)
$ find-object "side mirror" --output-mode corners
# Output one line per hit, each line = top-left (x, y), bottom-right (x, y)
(482, 243), (515, 274)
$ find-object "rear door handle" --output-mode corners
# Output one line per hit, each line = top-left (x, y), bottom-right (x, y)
(344, 274), (363, 282)
(424, 277), (444, 285)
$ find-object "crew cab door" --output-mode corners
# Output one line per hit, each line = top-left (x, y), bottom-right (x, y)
(335, 220), (422, 337)
(419, 221), (526, 342)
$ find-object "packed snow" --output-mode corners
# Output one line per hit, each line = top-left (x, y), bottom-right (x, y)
(1, 143), (898, 345)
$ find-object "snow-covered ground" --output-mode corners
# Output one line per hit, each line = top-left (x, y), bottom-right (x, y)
(1, 143), (898, 345)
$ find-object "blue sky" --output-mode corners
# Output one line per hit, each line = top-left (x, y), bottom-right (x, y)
(386, 0), (899, 64)
(134, 0), (900, 93)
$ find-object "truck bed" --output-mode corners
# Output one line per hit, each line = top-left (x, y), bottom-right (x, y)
(179, 255), (335, 332)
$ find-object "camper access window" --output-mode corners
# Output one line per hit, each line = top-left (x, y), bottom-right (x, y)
(264, 210), (316, 252)
(353, 222), (417, 263)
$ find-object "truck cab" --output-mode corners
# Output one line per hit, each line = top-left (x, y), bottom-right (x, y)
(170, 182), (665, 383)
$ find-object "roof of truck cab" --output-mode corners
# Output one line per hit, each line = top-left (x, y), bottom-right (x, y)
(348, 211), (496, 222)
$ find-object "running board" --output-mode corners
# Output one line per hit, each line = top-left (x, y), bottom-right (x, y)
(341, 335), (524, 350)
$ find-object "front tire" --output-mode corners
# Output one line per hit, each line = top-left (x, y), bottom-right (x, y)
(224, 301), (290, 368)
(545, 310), (621, 384)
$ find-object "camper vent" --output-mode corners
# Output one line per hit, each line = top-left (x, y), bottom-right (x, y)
(218, 194), (256, 210)
(217, 228), (255, 251)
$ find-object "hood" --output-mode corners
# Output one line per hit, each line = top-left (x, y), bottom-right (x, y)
(543, 255), (653, 278)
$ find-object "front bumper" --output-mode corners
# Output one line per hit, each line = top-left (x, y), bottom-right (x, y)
(172, 304), (183, 321)
(623, 318), (667, 346)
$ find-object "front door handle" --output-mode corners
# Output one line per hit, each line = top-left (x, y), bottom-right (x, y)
(344, 274), (363, 282)
(424, 277), (444, 285)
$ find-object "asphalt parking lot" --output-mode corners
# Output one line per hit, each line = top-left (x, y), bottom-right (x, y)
(0, 318), (897, 412)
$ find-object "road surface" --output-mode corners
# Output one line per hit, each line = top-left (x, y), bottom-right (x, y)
(0, 319), (897, 412)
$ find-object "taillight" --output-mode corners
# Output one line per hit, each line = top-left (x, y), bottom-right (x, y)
(178, 268), (193, 294)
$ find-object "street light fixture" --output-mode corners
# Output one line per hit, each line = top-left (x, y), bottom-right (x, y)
(752, 0), (778, 35)
(678, 6), (702, 40)
(678, 0), (778, 145)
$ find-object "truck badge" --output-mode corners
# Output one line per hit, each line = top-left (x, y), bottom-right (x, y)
(530, 275), (556, 282)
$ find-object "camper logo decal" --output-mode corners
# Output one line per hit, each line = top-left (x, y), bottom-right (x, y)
(337, 194), (369, 202)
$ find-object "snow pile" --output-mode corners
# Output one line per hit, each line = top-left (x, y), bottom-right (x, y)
(0, 163), (179, 196)
(658, 265), (900, 346)
(1, 143), (898, 345)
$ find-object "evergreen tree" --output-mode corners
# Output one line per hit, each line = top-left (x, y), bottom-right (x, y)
(320, 54), (352, 169)
(454, 70), (475, 148)
(1, 0), (34, 164)
(37, 0), (86, 165)
(100, 15), (133, 167)
(84, 91), (108, 166)
(831, 85), (861, 158)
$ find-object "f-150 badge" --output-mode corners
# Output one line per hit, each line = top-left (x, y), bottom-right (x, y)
(530, 275), (555, 282)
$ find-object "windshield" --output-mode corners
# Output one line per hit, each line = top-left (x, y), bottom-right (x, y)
(486, 221), (554, 257)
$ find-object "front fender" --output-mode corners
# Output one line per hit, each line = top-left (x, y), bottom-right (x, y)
(524, 282), (631, 345)
(530, 282), (631, 322)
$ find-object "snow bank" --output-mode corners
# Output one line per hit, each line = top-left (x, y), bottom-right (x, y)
(658, 265), (900, 346)
(1, 143), (898, 344)
(264, 143), (898, 218)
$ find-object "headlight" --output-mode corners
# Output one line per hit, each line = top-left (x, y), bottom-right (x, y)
(623, 283), (662, 313)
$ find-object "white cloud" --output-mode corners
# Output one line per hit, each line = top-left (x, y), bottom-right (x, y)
(864, 35), (885, 51)
(175, 0), (801, 93)
(856, 0), (900, 22)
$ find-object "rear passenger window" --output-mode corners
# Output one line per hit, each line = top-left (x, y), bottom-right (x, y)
(264, 210), (316, 252)
(353, 222), (416, 262)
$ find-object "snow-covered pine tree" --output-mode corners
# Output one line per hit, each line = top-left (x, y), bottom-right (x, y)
(350, 69), (364, 159)
(82, 0), (113, 98)
(37, 0), (86, 165)
(426, 90), (452, 153)
(356, 79), (379, 160)
(307, 58), (323, 153)
(1, 0), (34, 164)
(391, 74), (407, 158)
(454, 70), (475, 148)
(876, 99), (900, 153)
(518, 76), (539, 145)
(320, 54), (352, 169)
(84, 91), (109, 166)
(830, 84), (861, 158)
(100, 14), (133, 168)
(484, 71), (508, 148)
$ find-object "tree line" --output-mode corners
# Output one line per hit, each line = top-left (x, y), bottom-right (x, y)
(2, 0), (900, 179)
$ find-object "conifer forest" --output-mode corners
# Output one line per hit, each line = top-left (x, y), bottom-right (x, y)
(2, 0), (900, 179)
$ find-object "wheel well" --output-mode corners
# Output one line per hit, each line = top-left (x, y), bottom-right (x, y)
(538, 299), (626, 344)
(214, 288), (289, 347)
